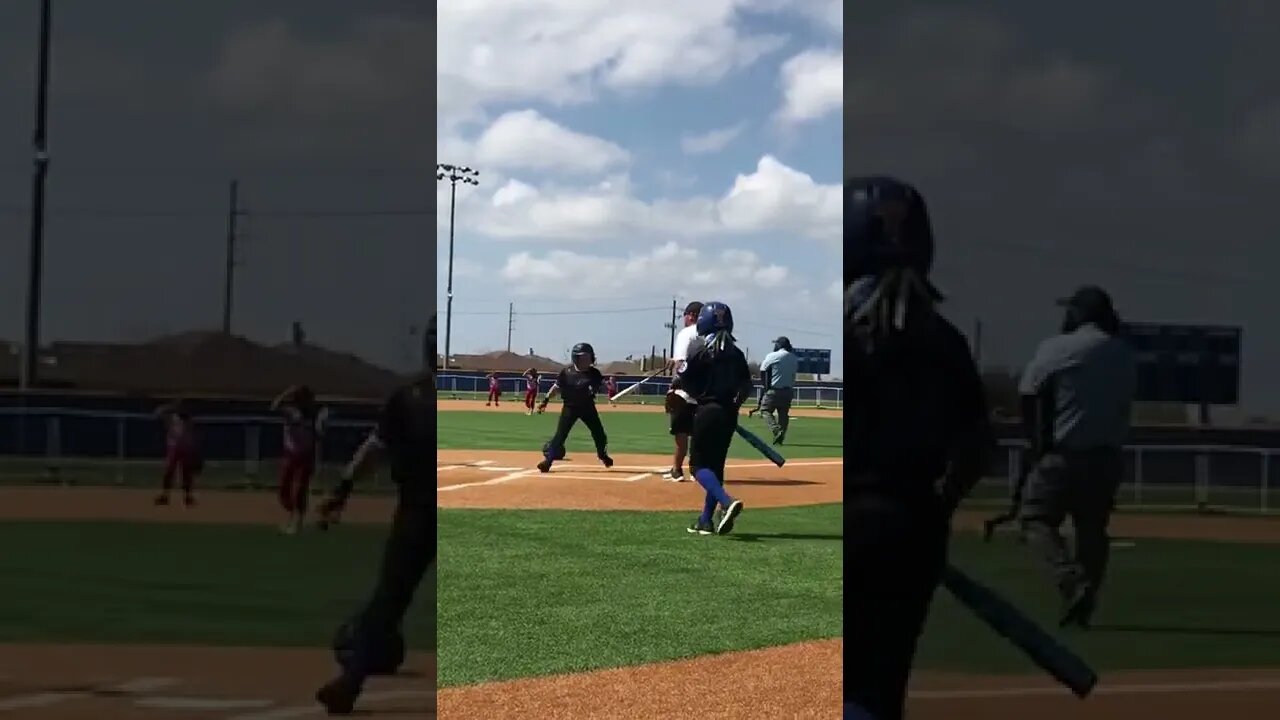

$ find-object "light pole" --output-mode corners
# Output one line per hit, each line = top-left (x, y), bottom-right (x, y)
(435, 163), (478, 370)
(21, 0), (53, 389)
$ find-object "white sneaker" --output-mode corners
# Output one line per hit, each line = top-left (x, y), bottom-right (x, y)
(662, 468), (686, 482)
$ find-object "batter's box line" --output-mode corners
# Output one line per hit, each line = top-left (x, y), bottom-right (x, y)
(438, 469), (537, 492)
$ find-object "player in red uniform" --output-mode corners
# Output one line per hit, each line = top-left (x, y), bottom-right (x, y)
(154, 400), (201, 506)
(605, 375), (618, 407)
(523, 368), (540, 415)
(485, 372), (501, 406)
(272, 384), (322, 534)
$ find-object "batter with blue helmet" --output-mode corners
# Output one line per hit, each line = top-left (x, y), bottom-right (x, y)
(671, 301), (754, 535)
(844, 177), (994, 720)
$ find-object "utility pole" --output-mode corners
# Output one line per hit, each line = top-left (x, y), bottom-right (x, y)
(20, 0), (53, 390)
(506, 302), (514, 353)
(221, 180), (240, 335)
(664, 297), (678, 359)
(436, 163), (479, 369)
(972, 317), (983, 367)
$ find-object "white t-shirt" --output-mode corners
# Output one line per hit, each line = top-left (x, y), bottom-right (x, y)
(672, 324), (704, 376)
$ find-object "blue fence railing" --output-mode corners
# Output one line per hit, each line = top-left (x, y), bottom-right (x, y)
(0, 407), (374, 465)
(434, 374), (845, 407)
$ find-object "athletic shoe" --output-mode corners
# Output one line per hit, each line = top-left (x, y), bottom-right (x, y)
(537, 458), (552, 473)
(184, 495), (196, 507)
(154, 494), (170, 506)
(315, 675), (361, 715)
(662, 468), (685, 482)
(686, 518), (715, 535)
(485, 402), (491, 407)
(716, 500), (744, 535)
(599, 453), (614, 468)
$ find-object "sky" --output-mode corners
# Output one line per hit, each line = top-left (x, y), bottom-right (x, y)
(846, 1), (1280, 416)
(435, 0), (843, 375)
(0, 1), (432, 371)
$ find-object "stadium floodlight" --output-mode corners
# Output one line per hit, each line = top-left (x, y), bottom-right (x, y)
(435, 164), (479, 369)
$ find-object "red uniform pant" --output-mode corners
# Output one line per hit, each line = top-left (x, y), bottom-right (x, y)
(279, 453), (316, 513)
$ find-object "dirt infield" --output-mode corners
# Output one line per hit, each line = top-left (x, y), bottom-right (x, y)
(0, 486), (399, 524)
(0, 645), (433, 719)
(0, 488), (431, 718)
(437, 449), (841, 510)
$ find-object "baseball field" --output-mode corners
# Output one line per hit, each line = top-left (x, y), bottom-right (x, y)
(435, 397), (1280, 719)
(0, 485), (435, 719)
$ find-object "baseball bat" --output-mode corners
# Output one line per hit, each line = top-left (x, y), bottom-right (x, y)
(609, 368), (666, 402)
(734, 425), (785, 467)
(941, 565), (1098, 698)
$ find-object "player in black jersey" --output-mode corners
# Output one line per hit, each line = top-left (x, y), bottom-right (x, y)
(673, 301), (754, 536)
(536, 342), (614, 472)
(844, 177), (993, 720)
(314, 321), (436, 716)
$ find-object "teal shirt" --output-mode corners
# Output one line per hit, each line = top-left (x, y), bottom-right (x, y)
(760, 349), (798, 389)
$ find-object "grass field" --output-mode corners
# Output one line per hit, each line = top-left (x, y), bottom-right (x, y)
(924, 531), (1280, 673)
(436, 408), (843, 457)
(436, 503), (842, 686)
(0, 520), (435, 649)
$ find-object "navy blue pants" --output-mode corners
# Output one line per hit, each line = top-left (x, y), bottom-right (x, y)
(846, 489), (949, 720)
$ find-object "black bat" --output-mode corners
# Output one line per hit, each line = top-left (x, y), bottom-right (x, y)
(941, 565), (1098, 698)
(734, 425), (785, 467)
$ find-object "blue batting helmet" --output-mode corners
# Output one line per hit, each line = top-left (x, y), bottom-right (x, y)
(845, 176), (935, 280)
(696, 302), (734, 336)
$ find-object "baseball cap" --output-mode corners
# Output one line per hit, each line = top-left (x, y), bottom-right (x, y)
(773, 336), (792, 349)
(683, 301), (704, 316)
(1057, 285), (1115, 316)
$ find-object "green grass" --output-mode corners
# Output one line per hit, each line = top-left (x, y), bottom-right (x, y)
(0, 521), (434, 650)
(919, 531), (1280, 673)
(435, 503), (843, 686)
(437, 410), (843, 459)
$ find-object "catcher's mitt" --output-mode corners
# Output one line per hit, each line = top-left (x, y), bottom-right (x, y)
(316, 495), (346, 530)
(665, 389), (694, 414)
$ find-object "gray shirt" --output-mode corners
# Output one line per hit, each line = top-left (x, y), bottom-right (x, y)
(759, 349), (798, 389)
(1019, 324), (1136, 450)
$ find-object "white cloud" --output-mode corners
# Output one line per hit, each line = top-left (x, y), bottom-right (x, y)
(825, 279), (843, 301)
(717, 156), (841, 239)
(1228, 103), (1280, 177)
(499, 242), (790, 300)
(207, 16), (428, 117)
(745, 0), (842, 34)
(680, 122), (748, 155)
(437, 0), (788, 127)
(777, 48), (843, 125)
(439, 155), (839, 243)
(475, 110), (631, 175)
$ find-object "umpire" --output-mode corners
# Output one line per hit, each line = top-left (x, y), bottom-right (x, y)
(758, 336), (798, 444)
(1017, 285), (1135, 629)
(845, 177), (993, 720)
(314, 320), (435, 716)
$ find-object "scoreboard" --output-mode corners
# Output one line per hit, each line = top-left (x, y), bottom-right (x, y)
(793, 347), (832, 376)
(1119, 323), (1241, 405)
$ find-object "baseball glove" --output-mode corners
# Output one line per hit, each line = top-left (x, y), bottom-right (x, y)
(316, 494), (346, 530)
(537, 398), (549, 414)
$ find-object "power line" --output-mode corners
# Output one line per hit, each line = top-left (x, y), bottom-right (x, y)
(452, 305), (668, 317)
(0, 206), (430, 218)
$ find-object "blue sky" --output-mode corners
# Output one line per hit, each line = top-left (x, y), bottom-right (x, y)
(436, 0), (842, 376)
